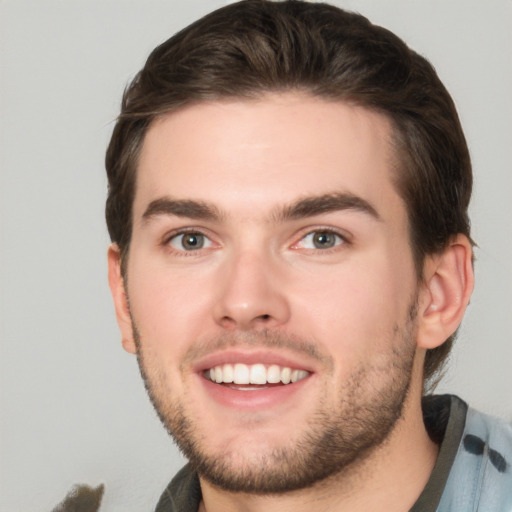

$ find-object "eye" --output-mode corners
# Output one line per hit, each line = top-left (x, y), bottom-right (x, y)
(168, 232), (213, 251)
(297, 230), (345, 250)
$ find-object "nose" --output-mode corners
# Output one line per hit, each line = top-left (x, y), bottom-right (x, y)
(213, 249), (291, 330)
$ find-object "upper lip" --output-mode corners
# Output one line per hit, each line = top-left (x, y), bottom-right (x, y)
(192, 349), (317, 373)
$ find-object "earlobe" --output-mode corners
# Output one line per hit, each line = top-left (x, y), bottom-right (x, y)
(417, 235), (474, 350)
(107, 244), (137, 354)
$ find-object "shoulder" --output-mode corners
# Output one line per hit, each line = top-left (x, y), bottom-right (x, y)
(464, 406), (512, 471)
(460, 406), (512, 488)
(155, 464), (202, 512)
(439, 399), (512, 511)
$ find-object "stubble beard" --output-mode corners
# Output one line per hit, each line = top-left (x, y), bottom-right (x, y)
(131, 305), (418, 494)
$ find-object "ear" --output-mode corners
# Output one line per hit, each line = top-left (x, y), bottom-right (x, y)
(107, 244), (137, 354)
(416, 234), (474, 350)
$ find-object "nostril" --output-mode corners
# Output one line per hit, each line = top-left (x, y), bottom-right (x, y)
(259, 314), (271, 321)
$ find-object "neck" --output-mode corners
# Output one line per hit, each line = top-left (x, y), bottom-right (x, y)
(198, 371), (438, 512)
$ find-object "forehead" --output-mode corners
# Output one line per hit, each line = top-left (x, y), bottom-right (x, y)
(134, 93), (404, 223)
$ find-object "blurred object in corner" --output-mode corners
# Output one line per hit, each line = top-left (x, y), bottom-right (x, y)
(51, 483), (105, 512)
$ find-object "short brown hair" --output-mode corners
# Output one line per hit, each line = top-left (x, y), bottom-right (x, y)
(105, 0), (472, 385)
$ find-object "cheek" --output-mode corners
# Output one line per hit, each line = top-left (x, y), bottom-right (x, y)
(127, 259), (215, 354)
(291, 257), (414, 358)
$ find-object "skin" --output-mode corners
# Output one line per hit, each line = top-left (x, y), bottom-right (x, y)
(108, 93), (474, 511)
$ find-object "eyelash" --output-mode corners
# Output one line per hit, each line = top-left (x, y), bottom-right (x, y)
(162, 228), (216, 255)
(161, 227), (350, 255)
(291, 227), (350, 253)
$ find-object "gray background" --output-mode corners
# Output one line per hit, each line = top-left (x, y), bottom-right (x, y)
(1, 1), (510, 510)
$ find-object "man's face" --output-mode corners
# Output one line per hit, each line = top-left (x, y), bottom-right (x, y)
(117, 93), (424, 492)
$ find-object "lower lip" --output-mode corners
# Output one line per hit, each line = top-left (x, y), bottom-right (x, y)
(199, 374), (312, 410)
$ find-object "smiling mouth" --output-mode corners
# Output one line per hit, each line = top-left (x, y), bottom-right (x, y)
(204, 363), (310, 387)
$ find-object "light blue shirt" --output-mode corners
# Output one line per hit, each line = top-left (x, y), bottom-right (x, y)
(437, 403), (512, 511)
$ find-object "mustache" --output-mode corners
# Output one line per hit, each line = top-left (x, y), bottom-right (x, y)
(179, 330), (334, 371)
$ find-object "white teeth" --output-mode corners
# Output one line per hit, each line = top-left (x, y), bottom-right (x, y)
(250, 364), (267, 385)
(222, 364), (234, 383)
(267, 364), (281, 384)
(233, 363), (250, 384)
(291, 369), (309, 383)
(281, 367), (291, 384)
(205, 363), (310, 385)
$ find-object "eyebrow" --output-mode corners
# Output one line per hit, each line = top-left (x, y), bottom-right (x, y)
(141, 192), (381, 225)
(142, 197), (223, 223)
(274, 192), (381, 222)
